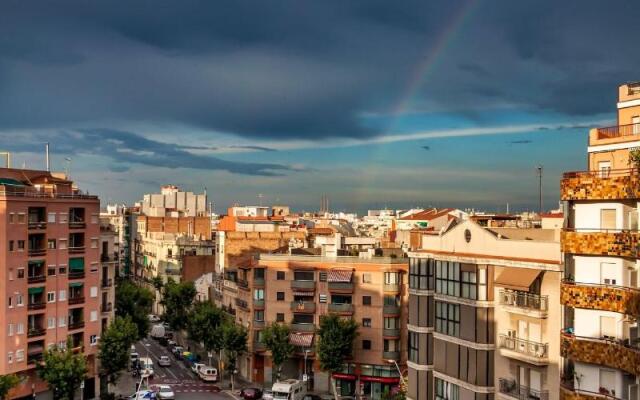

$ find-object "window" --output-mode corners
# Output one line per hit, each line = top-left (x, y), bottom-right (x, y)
(90, 311), (98, 321)
(362, 296), (372, 306)
(319, 294), (327, 303)
(90, 335), (98, 345)
(59, 213), (68, 224)
(48, 212), (56, 223)
(17, 268), (24, 279)
(17, 240), (25, 250)
(384, 339), (399, 352)
(461, 271), (477, 299)
(48, 317), (56, 329)
(8, 296), (12, 308)
(254, 289), (264, 300)
(276, 292), (285, 301)
(319, 272), (327, 282)
(8, 240), (13, 251)
(7, 352), (12, 364)
(410, 258), (434, 290)
(254, 310), (264, 321)
(409, 332), (419, 363)
(48, 266), (56, 276)
(384, 272), (399, 285)
(16, 293), (23, 306)
(59, 290), (66, 301)
(384, 317), (399, 329)
(58, 317), (66, 327)
(15, 350), (24, 362)
(435, 302), (460, 337)
(59, 266), (67, 274)
(90, 286), (98, 297)
(435, 378), (459, 400)
(436, 261), (460, 297)
(276, 271), (285, 280)
(362, 273), (372, 283)
(600, 209), (617, 230)
(91, 214), (99, 224)
(9, 213), (15, 223)
(294, 271), (314, 281)
(276, 313), (285, 322)
(47, 292), (55, 303)
(8, 269), (12, 281)
(8, 323), (14, 336)
(91, 238), (98, 249)
(17, 213), (25, 224)
(16, 323), (24, 335)
(59, 239), (67, 250)
(362, 318), (372, 327)
(362, 340), (371, 350)
(254, 268), (265, 280)
(58, 341), (66, 349)
(48, 239), (56, 249)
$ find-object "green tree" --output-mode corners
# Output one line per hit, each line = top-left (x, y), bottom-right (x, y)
(262, 323), (294, 382)
(37, 339), (88, 400)
(115, 280), (154, 339)
(98, 316), (139, 389)
(316, 314), (359, 400)
(187, 302), (226, 368)
(0, 374), (20, 400)
(222, 322), (248, 391)
(161, 279), (197, 330)
(150, 276), (164, 314)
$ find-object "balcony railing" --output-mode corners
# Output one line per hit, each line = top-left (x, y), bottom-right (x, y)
(68, 296), (85, 305)
(561, 168), (640, 201)
(291, 301), (316, 313)
(101, 303), (113, 313)
(27, 328), (46, 338)
(253, 277), (265, 287)
(561, 228), (640, 258)
(28, 248), (46, 257)
(383, 328), (401, 338)
(291, 323), (315, 332)
(101, 278), (113, 288)
(68, 221), (86, 229)
(499, 378), (549, 400)
(561, 333), (640, 376)
(253, 299), (265, 309)
(28, 222), (47, 230)
(253, 341), (266, 352)
(382, 351), (400, 361)
(253, 320), (265, 329)
(384, 283), (401, 293)
(28, 275), (46, 284)
(27, 352), (44, 364)
(237, 279), (249, 290)
(596, 123), (640, 140)
(560, 383), (624, 400)
(499, 335), (549, 360)
(28, 302), (46, 311)
(499, 290), (548, 312)
(328, 282), (354, 293)
(291, 280), (316, 290)
(328, 303), (354, 314)
(383, 304), (400, 315)
(68, 320), (85, 330)
(235, 298), (249, 310)
(0, 189), (97, 200)
(69, 271), (85, 279)
(68, 246), (85, 254)
(561, 280), (640, 315)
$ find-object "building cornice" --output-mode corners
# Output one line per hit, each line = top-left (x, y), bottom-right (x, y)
(434, 293), (494, 308)
(433, 332), (495, 351)
(407, 360), (433, 371)
(433, 371), (495, 394)
(408, 324), (433, 334)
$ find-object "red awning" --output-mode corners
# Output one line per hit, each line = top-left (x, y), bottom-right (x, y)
(289, 333), (314, 347)
(292, 291), (315, 297)
(359, 376), (400, 384)
(333, 373), (357, 381)
(327, 269), (353, 283)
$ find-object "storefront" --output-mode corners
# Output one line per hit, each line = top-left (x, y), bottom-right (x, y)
(334, 364), (401, 400)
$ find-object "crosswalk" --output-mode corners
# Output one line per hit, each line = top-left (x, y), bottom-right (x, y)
(152, 379), (221, 393)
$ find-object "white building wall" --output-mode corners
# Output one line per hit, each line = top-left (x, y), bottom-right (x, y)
(573, 363), (625, 398)
(573, 308), (628, 340)
(573, 202), (635, 230)
(572, 256), (632, 286)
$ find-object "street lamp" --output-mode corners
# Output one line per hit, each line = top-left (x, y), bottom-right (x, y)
(386, 359), (406, 387)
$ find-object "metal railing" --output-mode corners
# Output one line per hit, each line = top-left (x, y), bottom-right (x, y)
(383, 328), (401, 337)
(562, 279), (640, 294)
(69, 271), (85, 279)
(69, 297), (85, 305)
(101, 278), (113, 288)
(383, 304), (401, 315)
(291, 280), (316, 290)
(28, 248), (46, 257)
(499, 335), (548, 359)
(101, 303), (113, 313)
(28, 222), (47, 230)
(28, 274), (46, 284)
(596, 123), (640, 140)
(328, 303), (354, 314)
(328, 282), (354, 292)
(499, 378), (549, 400)
(499, 290), (548, 312)
(27, 328), (46, 338)
(291, 323), (315, 332)
(68, 320), (85, 330)
(384, 283), (401, 292)
(27, 352), (44, 364)
(382, 351), (400, 361)
(0, 189), (98, 200)
(563, 167), (639, 179)
(260, 253), (407, 264)
(28, 302), (46, 310)
(291, 301), (316, 313)
(68, 246), (85, 254)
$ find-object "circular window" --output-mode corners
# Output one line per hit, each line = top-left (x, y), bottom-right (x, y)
(464, 229), (472, 243)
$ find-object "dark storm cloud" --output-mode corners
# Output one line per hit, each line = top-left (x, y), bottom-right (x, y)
(0, 0), (638, 140)
(0, 129), (291, 176)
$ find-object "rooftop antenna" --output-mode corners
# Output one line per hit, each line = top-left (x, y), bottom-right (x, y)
(45, 143), (50, 171)
(258, 193), (264, 206)
(536, 165), (543, 214)
(64, 157), (72, 177)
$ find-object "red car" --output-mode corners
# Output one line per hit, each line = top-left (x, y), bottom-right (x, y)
(240, 388), (263, 400)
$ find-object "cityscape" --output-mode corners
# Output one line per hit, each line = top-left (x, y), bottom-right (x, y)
(1, 2), (640, 400)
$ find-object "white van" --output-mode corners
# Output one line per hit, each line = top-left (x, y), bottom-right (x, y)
(198, 366), (218, 382)
(272, 379), (307, 400)
(139, 357), (154, 378)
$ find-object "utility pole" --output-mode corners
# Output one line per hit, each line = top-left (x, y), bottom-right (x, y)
(536, 165), (543, 214)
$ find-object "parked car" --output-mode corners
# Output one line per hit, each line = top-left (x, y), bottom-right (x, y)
(263, 389), (273, 400)
(127, 390), (156, 399)
(171, 346), (183, 358)
(139, 357), (155, 378)
(130, 352), (140, 369)
(198, 366), (218, 382)
(191, 362), (206, 374)
(155, 385), (175, 400)
(158, 356), (171, 367)
(241, 387), (263, 400)
(303, 395), (322, 400)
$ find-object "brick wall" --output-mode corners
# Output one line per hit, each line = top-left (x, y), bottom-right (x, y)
(181, 255), (216, 282)
(225, 231), (306, 267)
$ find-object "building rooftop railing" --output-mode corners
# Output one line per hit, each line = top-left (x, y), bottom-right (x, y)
(596, 123), (640, 140)
(0, 188), (98, 200)
(563, 279), (640, 294)
(562, 167), (638, 179)
(259, 254), (408, 264)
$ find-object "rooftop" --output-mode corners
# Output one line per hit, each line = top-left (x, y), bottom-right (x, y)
(259, 253), (408, 264)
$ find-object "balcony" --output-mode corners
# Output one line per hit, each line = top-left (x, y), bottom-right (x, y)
(291, 281), (315, 291)
(253, 299), (265, 309)
(69, 271), (85, 279)
(328, 282), (354, 293)
(383, 304), (400, 315)
(561, 280), (640, 316)
(235, 298), (249, 311)
(382, 351), (400, 361)
(383, 283), (401, 293)
(383, 328), (401, 338)
(253, 277), (265, 287)
(27, 327), (46, 338)
(101, 278), (113, 289)
(27, 352), (44, 365)
(28, 207), (47, 230)
(328, 303), (354, 315)
(68, 320), (85, 330)
(68, 246), (85, 254)
(499, 378), (549, 400)
(28, 274), (46, 284)
(28, 301), (46, 311)
(68, 296), (85, 306)
(253, 341), (266, 352)
(561, 168), (640, 201)
(498, 290), (548, 318)
(28, 248), (46, 257)
(561, 229), (640, 257)
(561, 333), (640, 376)
(69, 208), (86, 229)
(101, 303), (113, 313)
(237, 279), (250, 290)
(498, 335), (549, 365)
(595, 123), (640, 140)
(291, 323), (315, 333)
(253, 320), (265, 329)
(291, 301), (316, 313)
(560, 384), (624, 400)
(28, 221), (47, 230)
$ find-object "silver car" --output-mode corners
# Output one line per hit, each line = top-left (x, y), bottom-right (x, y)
(158, 356), (171, 367)
(156, 385), (175, 400)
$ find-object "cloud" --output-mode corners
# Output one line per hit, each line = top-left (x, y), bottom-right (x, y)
(227, 145), (277, 152)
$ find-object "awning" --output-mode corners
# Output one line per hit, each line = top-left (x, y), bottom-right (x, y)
(69, 257), (84, 270)
(69, 282), (83, 288)
(494, 269), (540, 292)
(327, 269), (353, 283)
(28, 287), (44, 294)
(292, 291), (315, 297)
(289, 333), (314, 347)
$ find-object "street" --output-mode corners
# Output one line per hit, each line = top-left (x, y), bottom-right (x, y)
(113, 337), (233, 400)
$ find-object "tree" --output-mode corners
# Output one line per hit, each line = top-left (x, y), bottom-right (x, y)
(0, 374), (20, 400)
(262, 323), (294, 382)
(222, 322), (248, 391)
(115, 280), (154, 339)
(37, 339), (88, 400)
(161, 279), (196, 330)
(316, 314), (358, 400)
(98, 316), (139, 389)
(150, 276), (164, 314)
(187, 302), (226, 367)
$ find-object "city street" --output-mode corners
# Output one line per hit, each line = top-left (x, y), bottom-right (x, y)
(113, 337), (230, 400)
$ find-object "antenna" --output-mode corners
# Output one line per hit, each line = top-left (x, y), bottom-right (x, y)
(45, 143), (50, 171)
(258, 193), (264, 206)
(536, 165), (543, 214)
(64, 157), (72, 177)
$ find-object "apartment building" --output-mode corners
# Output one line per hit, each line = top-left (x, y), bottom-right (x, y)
(407, 219), (561, 400)
(0, 168), (102, 399)
(99, 223), (117, 331)
(560, 82), (640, 400)
(101, 203), (136, 276)
(216, 254), (408, 399)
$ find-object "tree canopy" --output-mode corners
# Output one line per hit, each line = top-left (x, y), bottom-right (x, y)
(316, 314), (358, 400)
(262, 322), (294, 382)
(0, 374), (20, 400)
(161, 279), (197, 330)
(98, 316), (139, 386)
(188, 301), (227, 353)
(115, 280), (154, 339)
(37, 339), (88, 400)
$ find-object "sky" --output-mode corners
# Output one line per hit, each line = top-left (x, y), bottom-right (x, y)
(1, 1), (639, 214)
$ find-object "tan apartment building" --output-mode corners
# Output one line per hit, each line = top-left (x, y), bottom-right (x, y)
(560, 82), (640, 400)
(217, 254), (408, 400)
(407, 219), (562, 400)
(99, 223), (117, 332)
(0, 168), (102, 399)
